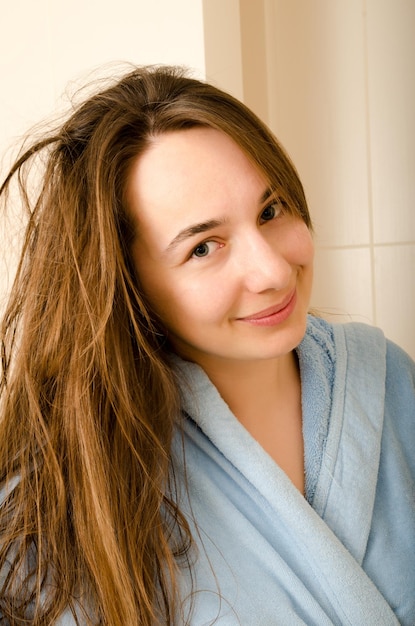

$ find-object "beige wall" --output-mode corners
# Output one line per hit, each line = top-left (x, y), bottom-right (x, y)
(1, 0), (206, 157)
(204, 0), (415, 358)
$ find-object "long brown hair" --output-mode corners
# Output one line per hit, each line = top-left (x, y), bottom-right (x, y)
(0, 65), (310, 624)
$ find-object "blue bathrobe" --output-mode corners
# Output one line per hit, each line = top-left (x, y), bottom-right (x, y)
(172, 316), (415, 625)
(1, 317), (414, 625)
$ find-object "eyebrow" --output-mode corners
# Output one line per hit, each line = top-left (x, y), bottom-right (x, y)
(260, 187), (274, 203)
(165, 218), (227, 254)
(164, 187), (275, 254)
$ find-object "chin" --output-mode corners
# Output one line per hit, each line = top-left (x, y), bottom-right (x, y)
(265, 319), (308, 356)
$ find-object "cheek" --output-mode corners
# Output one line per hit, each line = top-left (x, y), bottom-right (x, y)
(288, 223), (314, 266)
(138, 268), (230, 328)
(168, 279), (232, 324)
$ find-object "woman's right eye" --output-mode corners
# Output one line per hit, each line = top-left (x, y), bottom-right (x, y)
(192, 242), (210, 258)
(190, 240), (221, 259)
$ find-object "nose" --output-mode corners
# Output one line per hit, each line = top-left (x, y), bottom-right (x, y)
(235, 231), (292, 293)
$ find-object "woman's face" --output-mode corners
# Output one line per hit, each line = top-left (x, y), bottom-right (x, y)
(126, 127), (314, 371)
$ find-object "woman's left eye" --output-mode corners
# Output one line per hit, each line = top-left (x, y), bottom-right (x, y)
(260, 201), (283, 223)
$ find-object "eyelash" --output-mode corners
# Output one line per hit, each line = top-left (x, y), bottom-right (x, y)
(189, 199), (286, 259)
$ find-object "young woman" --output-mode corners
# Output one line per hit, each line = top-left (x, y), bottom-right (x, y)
(0, 66), (414, 625)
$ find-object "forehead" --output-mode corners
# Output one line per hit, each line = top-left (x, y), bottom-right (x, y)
(125, 127), (266, 220)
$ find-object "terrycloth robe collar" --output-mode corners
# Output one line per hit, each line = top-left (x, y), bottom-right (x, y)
(171, 316), (400, 624)
(299, 317), (386, 565)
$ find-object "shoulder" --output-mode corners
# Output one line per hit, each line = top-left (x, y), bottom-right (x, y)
(302, 314), (387, 361)
(304, 313), (414, 366)
(385, 337), (415, 387)
(307, 315), (386, 357)
(303, 314), (415, 394)
(383, 339), (415, 440)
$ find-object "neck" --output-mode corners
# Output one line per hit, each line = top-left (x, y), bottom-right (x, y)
(198, 351), (300, 417)
(197, 351), (305, 495)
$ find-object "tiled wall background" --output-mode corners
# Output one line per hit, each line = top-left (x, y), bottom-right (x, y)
(2, 1), (414, 358)
(205, 0), (415, 358)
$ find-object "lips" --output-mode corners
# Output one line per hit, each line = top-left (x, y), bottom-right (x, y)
(237, 289), (296, 323)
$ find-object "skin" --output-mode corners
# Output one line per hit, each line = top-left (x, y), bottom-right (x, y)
(127, 127), (314, 492)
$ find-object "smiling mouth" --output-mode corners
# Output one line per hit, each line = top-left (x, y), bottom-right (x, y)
(237, 289), (297, 325)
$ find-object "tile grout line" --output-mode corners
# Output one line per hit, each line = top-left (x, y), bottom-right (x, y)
(362, 0), (378, 325)
(315, 241), (415, 251)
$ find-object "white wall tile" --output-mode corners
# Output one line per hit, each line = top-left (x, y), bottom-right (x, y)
(374, 244), (415, 358)
(203, 0), (244, 100)
(366, 0), (415, 244)
(240, 0), (269, 122)
(311, 246), (374, 324)
(265, 0), (370, 247)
